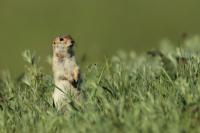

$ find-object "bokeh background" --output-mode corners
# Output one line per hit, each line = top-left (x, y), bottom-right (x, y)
(0, 0), (200, 76)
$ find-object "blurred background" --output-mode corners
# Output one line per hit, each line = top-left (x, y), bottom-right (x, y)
(0, 0), (200, 76)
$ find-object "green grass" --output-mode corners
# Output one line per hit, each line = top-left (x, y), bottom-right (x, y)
(1, 36), (200, 133)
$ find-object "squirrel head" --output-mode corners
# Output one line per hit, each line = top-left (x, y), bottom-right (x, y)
(52, 35), (75, 57)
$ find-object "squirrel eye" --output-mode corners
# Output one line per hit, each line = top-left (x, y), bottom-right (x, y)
(53, 41), (56, 46)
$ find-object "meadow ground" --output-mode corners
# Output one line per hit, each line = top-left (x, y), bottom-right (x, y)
(1, 36), (200, 133)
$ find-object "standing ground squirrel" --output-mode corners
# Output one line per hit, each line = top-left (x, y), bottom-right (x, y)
(52, 35), (81, 110)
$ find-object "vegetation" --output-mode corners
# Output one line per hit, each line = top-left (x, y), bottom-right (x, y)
(1, 0), (200, 75)
(1, 36), (200, 133)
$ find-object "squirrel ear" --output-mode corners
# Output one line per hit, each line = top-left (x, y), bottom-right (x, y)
(71, 40), (75, 44)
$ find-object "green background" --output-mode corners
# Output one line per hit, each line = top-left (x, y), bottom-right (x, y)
(0, 0), (200, 76)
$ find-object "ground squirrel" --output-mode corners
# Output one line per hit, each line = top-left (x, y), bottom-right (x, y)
(52, 35), (81, 110)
